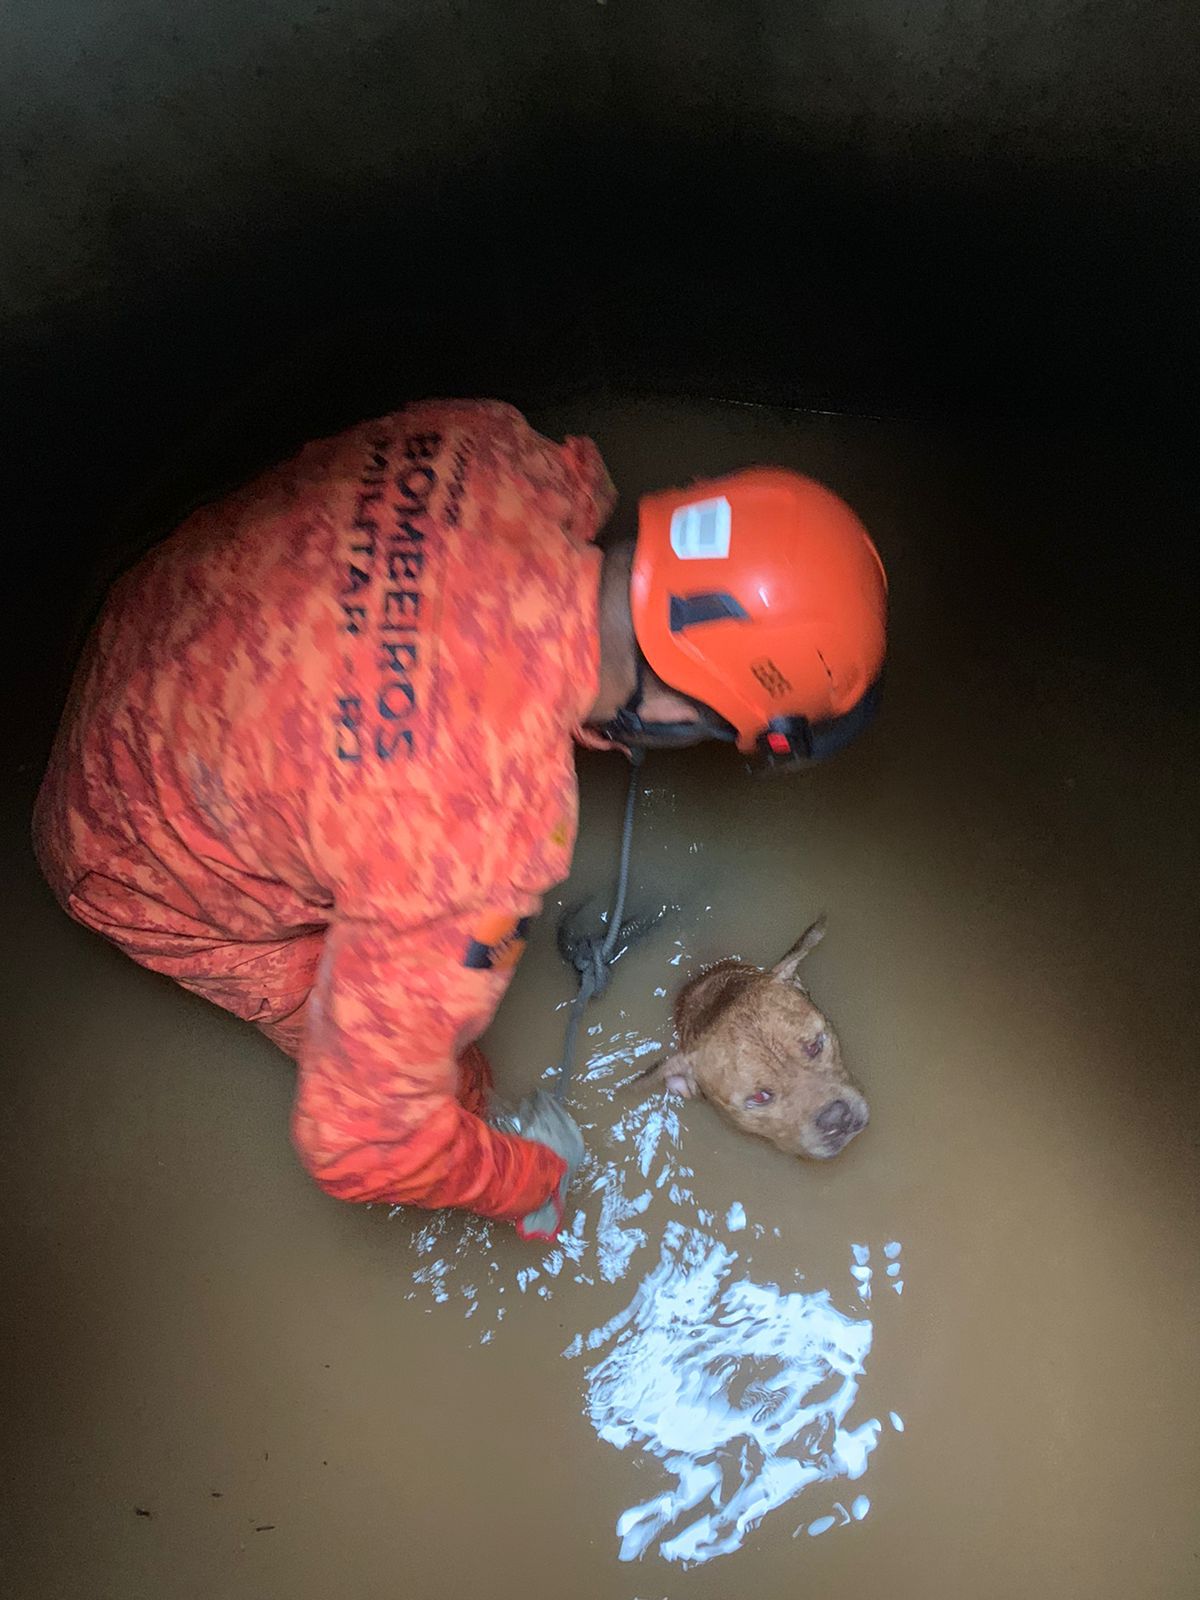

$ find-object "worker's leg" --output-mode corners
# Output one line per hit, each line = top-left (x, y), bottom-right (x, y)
(48, 862), (325, 1055)
(46, 863), (495, 1108)
(126, 929), (327, 1059)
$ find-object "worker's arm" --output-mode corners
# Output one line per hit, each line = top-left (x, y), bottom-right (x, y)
(290, 908), (567, 1223)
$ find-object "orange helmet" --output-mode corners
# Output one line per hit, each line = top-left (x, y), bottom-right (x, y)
(627, 468), (888, 773)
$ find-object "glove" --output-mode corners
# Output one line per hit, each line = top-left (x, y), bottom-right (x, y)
(492, 1090), (585, 1243)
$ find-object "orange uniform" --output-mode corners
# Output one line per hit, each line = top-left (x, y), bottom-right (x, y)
(33, 400), (616, 1232)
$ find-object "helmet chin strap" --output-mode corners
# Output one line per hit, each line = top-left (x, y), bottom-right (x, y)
(601, 652), (738, 748)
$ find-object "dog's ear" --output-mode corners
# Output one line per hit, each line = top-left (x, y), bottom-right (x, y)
(637, 1052), (700, 1099)
(772, 916), (827, 988)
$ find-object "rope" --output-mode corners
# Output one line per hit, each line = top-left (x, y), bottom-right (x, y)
(552, 749), (645, 1103)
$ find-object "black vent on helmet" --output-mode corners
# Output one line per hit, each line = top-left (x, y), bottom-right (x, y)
(668, 592), (750, 632)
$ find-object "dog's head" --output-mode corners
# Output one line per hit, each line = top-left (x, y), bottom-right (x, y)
(643, 919), (868, 1160)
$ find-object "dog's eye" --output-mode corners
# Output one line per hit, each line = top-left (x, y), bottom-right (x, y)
(745, 1088), (774, 1109)
(803, 1032), (828, 1060)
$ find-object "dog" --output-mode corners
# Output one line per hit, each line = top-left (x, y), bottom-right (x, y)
(641, 919), (868, 1160)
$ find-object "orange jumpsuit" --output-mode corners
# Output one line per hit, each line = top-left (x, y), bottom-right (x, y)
(33, 400), (616, 1235)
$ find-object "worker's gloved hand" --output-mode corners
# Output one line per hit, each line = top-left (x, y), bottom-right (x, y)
(492, 1090), (585, 1243)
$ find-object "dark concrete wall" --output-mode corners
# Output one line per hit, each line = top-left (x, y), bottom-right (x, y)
(598, 0), (1198, 421)
(4, 3), (609, 489)
(7, 1), (1197, 423)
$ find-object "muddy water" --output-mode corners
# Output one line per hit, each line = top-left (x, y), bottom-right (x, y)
(3, 396), (1198, 1599)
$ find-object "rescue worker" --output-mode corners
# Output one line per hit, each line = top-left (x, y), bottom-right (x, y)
(33, 400), (887, 1242)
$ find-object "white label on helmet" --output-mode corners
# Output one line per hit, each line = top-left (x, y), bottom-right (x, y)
(670, 496), (731, 560)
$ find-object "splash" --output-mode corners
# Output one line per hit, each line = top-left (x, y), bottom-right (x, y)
(802, 1493), (870, 1537)
(393, 1029), (681, 1326)
(389, 933), (905, 1565)
(567, 1221), (882, 1565)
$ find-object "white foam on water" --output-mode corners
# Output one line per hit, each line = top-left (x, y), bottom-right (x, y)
(568, 1220), (882, 1565)
(393, 1030), (679, 1337)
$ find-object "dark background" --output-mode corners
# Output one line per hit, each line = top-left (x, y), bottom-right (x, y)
(3, 0), (1198, 739)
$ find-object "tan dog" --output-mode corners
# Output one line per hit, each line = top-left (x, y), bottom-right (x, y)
(644, 919), (869, 1160)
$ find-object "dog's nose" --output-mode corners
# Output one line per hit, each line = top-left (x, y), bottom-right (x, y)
(814, 1097), (868, 1150)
